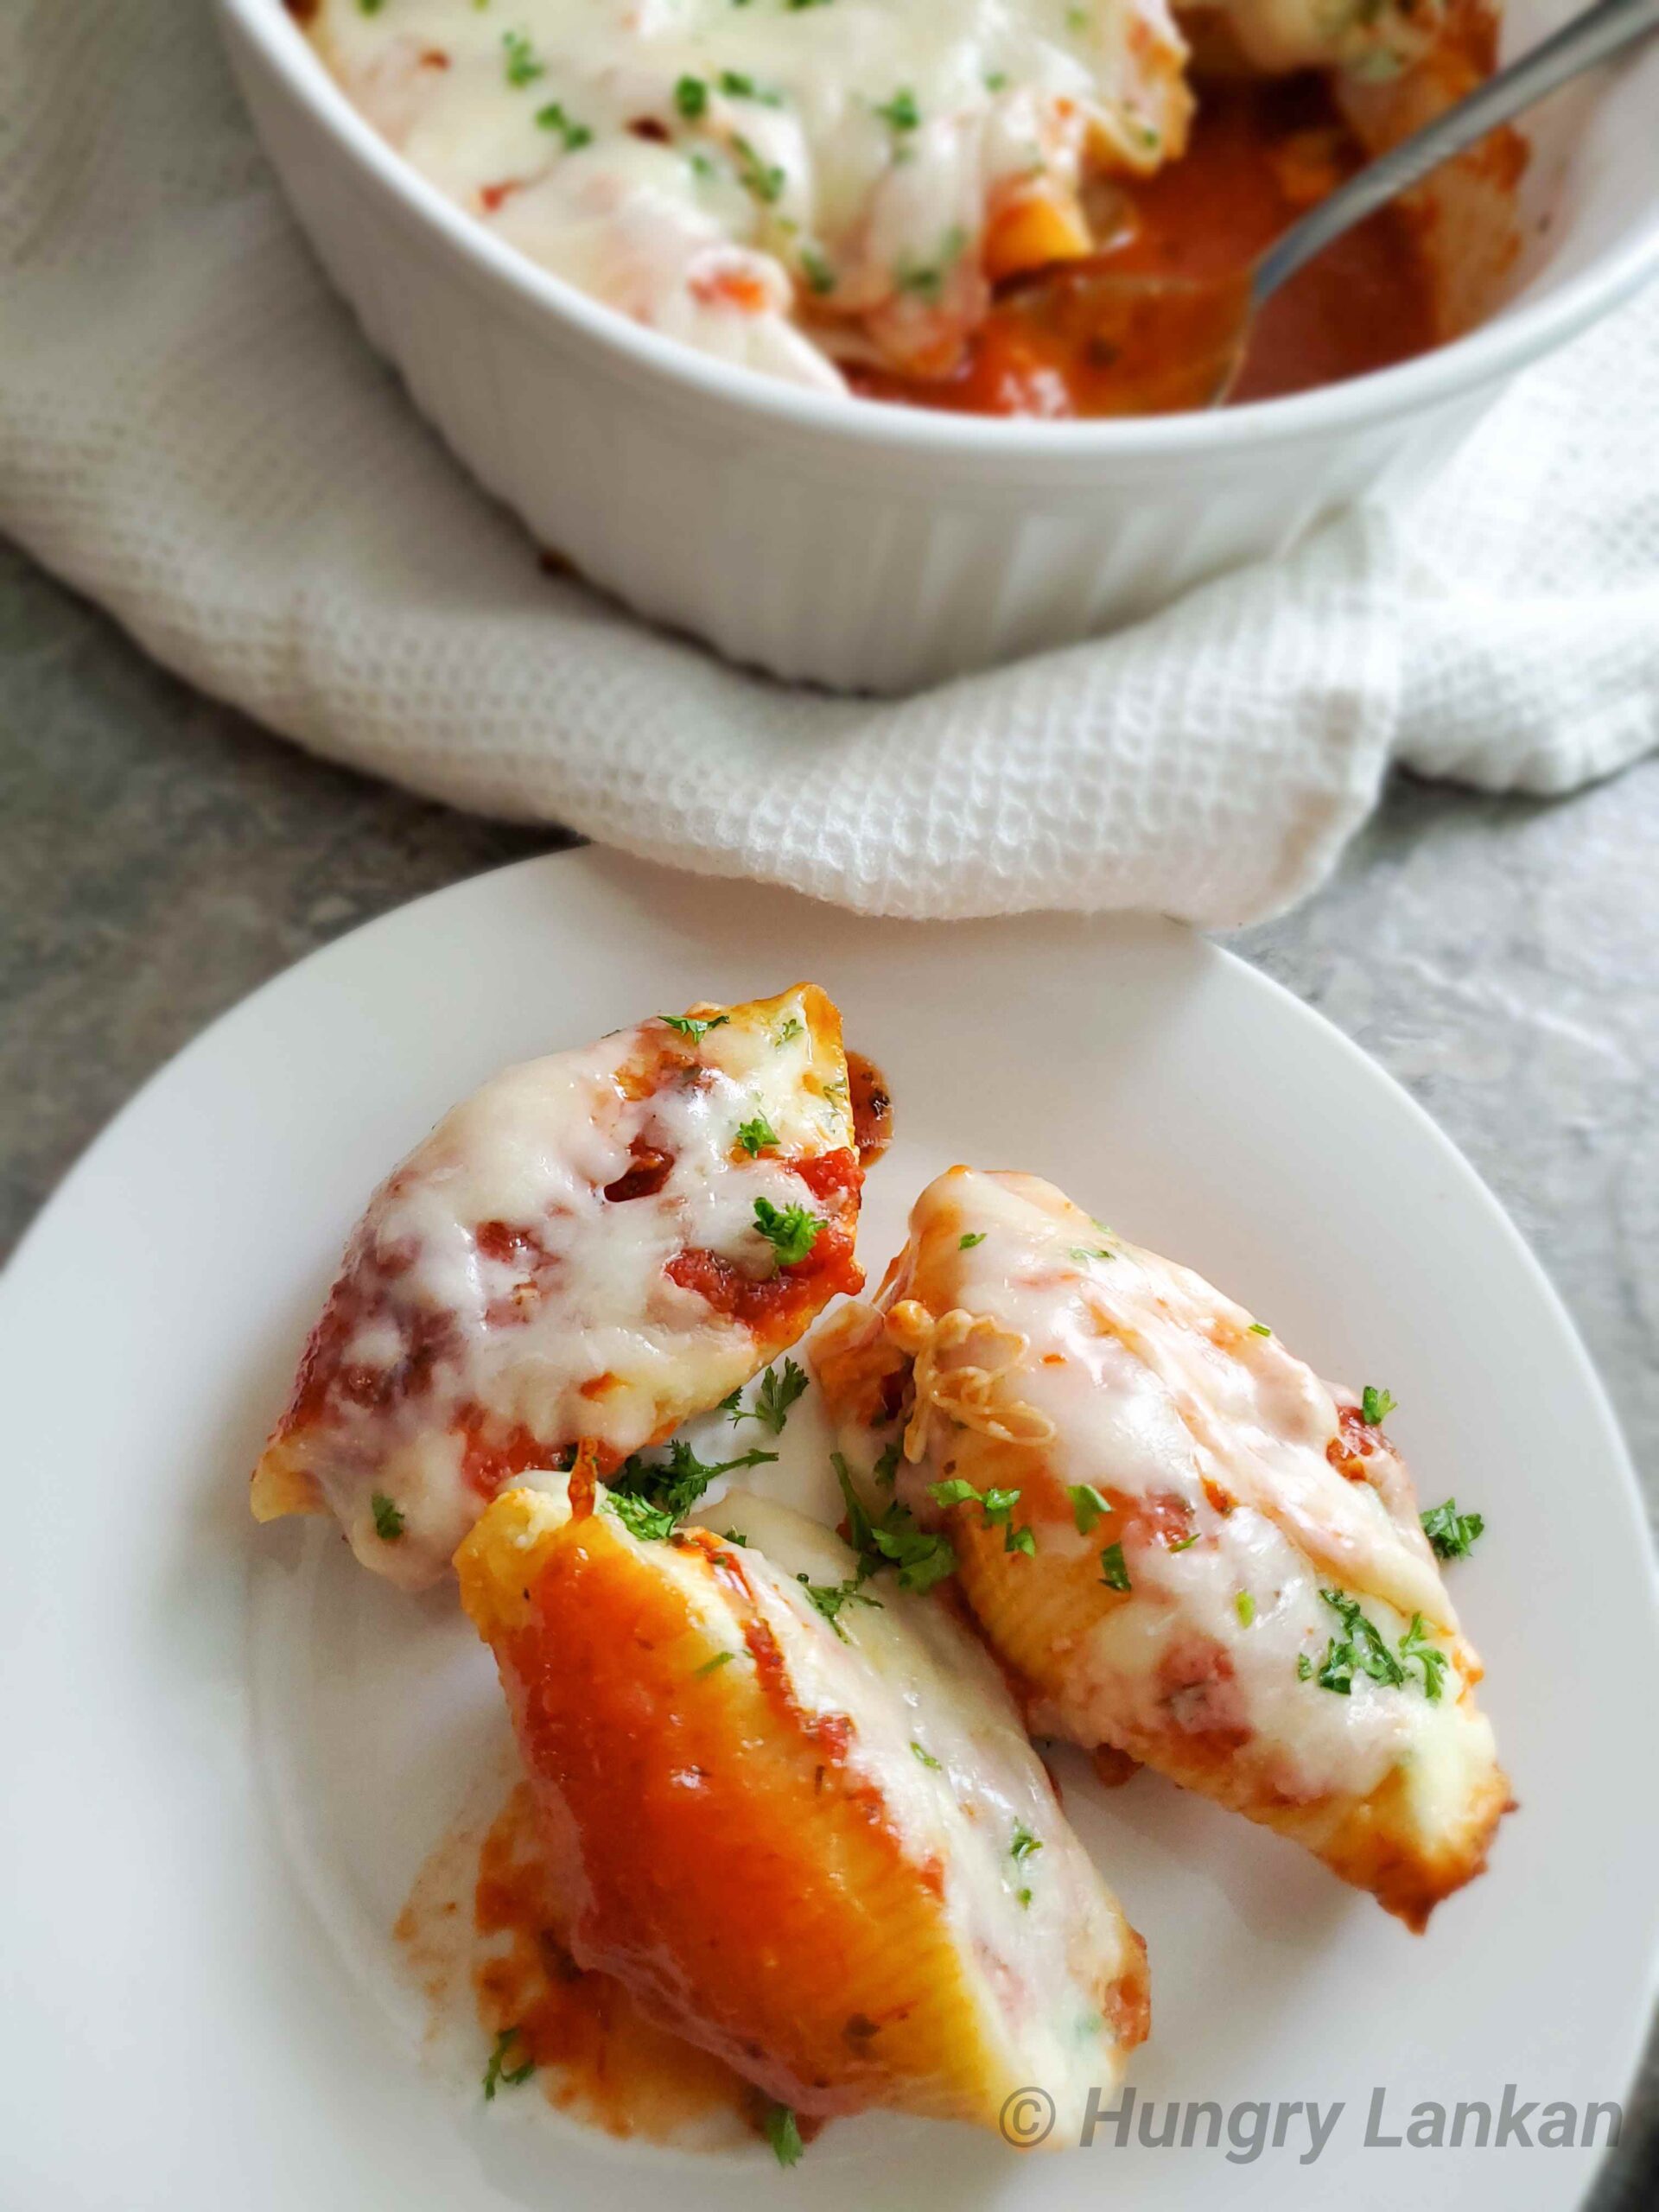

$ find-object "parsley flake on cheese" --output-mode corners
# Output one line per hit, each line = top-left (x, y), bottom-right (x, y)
(753, 1196), (821, 1266)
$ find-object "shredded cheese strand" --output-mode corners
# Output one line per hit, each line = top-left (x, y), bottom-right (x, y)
(884, 1300), (1056, 1460)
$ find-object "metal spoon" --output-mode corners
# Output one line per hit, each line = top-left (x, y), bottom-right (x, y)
(1009, 0), (1659, 414)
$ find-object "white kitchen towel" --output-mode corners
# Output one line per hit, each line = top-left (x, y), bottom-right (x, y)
(3, 3), (1656, 927)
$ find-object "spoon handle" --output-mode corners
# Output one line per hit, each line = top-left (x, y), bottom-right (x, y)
(1252, 0), (1659, 307)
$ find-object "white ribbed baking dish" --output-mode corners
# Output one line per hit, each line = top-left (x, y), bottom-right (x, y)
(218, 0), (1659, 693)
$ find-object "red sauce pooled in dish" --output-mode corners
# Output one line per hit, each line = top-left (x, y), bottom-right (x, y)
(849, 75), (1439, 418)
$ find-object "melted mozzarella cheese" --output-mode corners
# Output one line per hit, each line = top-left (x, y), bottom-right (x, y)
(254, 985), (858, 1587)
(308, 0), (1191, 389)
(707, 1490), (1139, 2126)
(822, 1167), (1497, 1825)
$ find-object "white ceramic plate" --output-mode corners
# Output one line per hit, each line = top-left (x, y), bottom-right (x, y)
(3, 848), (1654, 2212)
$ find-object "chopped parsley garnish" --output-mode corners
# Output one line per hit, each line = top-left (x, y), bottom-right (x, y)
(719, 68), (782, 104)
(1360, 1383), (1397, 1427)
(693, 1649), (735, 1677)
(1399, 1613), (1449, 1700)
(911, 1740), (942, 1770)
(798, 243), (836, 296)
(1069, 1245), (1114, 1264)
(753, 1196), (821, 1266)
(608, 1438), (779, 1538)
(1321, 1586), (1404, 1687)
(833, 1452), (878, 1555)
(716, 1386), (744, 1415)
(721, 1529), (749, 1547)
(1249, 1322), (1273, 1338)
(980, 1485), (1027, 1554)
(1304, 1598), (1451, 1700)
(1235, 1590), (1255, 1627)
(772, 1015), (804, 1046)
(736, 1113), (777, 1156)
(674, 73), (709, 118)
(1069, 1483), (1107, 1535)
(536, 101), (592, 149)
(1010, 1823), (1043, 1865)
(483, 2026), (534, 2099)
(868, 1506), (956, 1592)
(875, 88), (920, 131)
(733, 135), (785, 204)
(371, 1491), (405, 1541)
(732, 1357), (809, 1434)
(958, 1231), (986, 1249)
(501, 30), (544, 87)
(984, 69), (1009, 89)
(1099, 1541), (1131, 1592)
(926, 1478), (978, 1509)
(659, 1011), (729, 1040)
(926, 1478), (1031, 1554)
(872, 1437), (902, 1488)
(834, 1453), (957, 1593)
(607, 1489), (678, 1543)
(1016, 1887), (1033, 1910)
(1421, 1497), (1485, 1560)
(798, 1573), (881, 1639)
(762, 2101), (804, 2169)
(1166, 1531), (1199, 1552)
(893, 225), (964, 301)
(1304, 1586), (1438, 1696)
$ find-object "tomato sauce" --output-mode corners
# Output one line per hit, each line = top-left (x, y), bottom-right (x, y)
(459, 1411), (588, 1500)
(396, 1780), (768, 2148)
(1117, 75), (1440, 405)
(845, 1050), (893, 1166)
(791, 1147), (863, 1203)
(849, 75), (1440, 418)
(1327, 1399), (1389, 1482)
(472, 1784), (766, 2144)
(490, 1521), (933, 2117)
(667, 1141), (864, 1331)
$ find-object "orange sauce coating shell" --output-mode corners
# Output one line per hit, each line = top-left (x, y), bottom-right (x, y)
(471, 1783), (765, 2143)
(490, 1518), (985, 2120)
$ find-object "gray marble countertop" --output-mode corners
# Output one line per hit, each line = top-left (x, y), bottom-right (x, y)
(3, 531), (1654, 2203)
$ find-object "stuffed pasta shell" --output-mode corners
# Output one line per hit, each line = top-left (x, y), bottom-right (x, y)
(251, 984), (880, 1587)
(1178, 0), (1448, 80)
(454, 1478), (1149, 2140)
(811, 1166), (1510, 1931)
